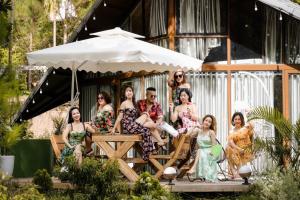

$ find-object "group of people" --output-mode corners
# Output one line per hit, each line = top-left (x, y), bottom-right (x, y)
(60, 69), (254, 182)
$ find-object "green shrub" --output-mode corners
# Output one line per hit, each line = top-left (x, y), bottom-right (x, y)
(58, 157), (129, 199)
(131, 172), (181, 200)
(11, 185), (45, 200)
(32, 169), (53, 192)
(242, 168), (300, 200)
(0, 184), (8, 200)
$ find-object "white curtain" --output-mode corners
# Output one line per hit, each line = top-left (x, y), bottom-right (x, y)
(149, 0), (167, 37)
(231, 71), (278, 172)
(289, 74), (300, 124)
(178, 0), (221, 60)
(285, 19), (300, 64)
(151, 39), (169, 48)
(80, 85), (97, 122)
(264, 7), (278, 64)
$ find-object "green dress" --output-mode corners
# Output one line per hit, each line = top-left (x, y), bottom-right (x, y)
(195, 131), (218, 182)
(60, 129), (86, 164)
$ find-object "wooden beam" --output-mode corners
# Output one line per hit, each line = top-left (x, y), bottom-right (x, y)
(141, 75), (145, 98)
(168, 0), (175, 50)
(93, 135), (142, 142)
(202, 64), (300, 72)
(282, 70), (289, 119)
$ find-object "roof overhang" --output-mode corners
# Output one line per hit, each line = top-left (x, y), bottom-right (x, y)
(259, 0), (300, 21)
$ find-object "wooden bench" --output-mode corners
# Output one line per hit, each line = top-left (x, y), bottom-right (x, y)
(50, 135), (65, 160)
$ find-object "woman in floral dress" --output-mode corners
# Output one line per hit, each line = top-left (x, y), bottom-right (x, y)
(93, 91), (114, 133)
(226, 112), (254, 179)
(170, 88), (200, 135)
(111, 86), (166, 160)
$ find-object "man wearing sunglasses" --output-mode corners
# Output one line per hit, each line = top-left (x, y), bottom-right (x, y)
(137, 87), (163, 124)
(137, 87), (178, 137)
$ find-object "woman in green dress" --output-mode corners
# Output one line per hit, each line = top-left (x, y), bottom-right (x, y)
(187, 114), (218, 182)
(60, 107), (95, 165)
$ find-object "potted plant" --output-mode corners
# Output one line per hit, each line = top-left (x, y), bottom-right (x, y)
(0, 124), (21, 176)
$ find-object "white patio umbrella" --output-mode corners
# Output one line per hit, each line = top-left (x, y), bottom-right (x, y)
(26, 27), (203, 104)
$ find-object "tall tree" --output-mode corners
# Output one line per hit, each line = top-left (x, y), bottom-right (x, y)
(44, 0), (61, 46)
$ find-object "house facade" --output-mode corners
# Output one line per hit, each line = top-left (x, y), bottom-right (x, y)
(16, 0), (300, 172)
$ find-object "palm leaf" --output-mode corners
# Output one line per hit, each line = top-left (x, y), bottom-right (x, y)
(248, 106), (293, 139)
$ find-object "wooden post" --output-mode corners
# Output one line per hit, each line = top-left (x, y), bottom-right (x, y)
(168, 0), (175, 50)
(227, 0), (231, 65)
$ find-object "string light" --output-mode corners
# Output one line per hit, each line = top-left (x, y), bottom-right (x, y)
(279, 12), (283, 21)
(254, 2), (258, 11)
(32, 99), (35, 104)
(85, 25), (88, 31)
(26, 109), (29, 113)
(40, 89), (43, 94)
(53, 70), (56, 74)
(104, 1), (107, 7)
(93, 15), (96, 20)
(46, 81), (49, 86)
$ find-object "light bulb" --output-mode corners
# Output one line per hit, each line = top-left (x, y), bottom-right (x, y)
(46, 81), (49, 86)
(279, 13), (282, 21)
(26, 109), (29, 113)
(32, 99), (35, 104)
(40, 89), (43, 94)
(85, 25), (88, 31)
(20, 118), (22, 122)
(104, 1), (107, 7)
(93, 15), (96, 20)
(254, 2), (258, 11)
(53, 70), (56, 74)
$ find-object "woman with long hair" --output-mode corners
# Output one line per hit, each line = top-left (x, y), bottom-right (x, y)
(168, 69), (191, 107)
(186, 114), (218, 182)
(226, 112), (254, 179)
(112, 86), (166, 160)
(60, 107), (95, 165)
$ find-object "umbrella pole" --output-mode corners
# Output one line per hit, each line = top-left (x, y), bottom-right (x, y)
(71, 66), (75, 106)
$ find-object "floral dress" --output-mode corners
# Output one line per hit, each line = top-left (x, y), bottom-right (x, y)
(226, 126), (253, 169)
(60, 123), (86, 164)
(177, 110), (201, 134)
(120, 108), (153, 160)
(94, 109), (114, 133)
(195, 131), (218, 182)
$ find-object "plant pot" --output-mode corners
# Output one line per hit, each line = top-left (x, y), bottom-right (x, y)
(0, 155), (15, 176)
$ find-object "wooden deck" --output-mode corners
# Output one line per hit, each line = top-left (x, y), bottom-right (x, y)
(12, 177), (250, 192)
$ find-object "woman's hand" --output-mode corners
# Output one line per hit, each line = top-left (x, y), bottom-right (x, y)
(239, 148), (245, 155)
(169, 103), (174, 112)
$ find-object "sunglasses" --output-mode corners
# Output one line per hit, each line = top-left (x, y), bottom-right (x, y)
(98, 96), (104, 100)
(175, 74), (183, 79)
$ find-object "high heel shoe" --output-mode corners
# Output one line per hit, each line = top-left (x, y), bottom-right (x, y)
(157, 142), (168, 152)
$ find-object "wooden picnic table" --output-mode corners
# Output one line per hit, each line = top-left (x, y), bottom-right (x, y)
(93, 134), (190, 182)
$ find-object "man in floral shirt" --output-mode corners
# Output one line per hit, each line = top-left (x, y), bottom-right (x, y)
(137, 87), (163, 125)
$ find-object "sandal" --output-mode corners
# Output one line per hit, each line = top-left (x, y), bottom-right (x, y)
(85, 149), (94, 156)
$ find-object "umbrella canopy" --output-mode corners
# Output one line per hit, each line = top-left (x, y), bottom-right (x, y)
(27, 28), (202, 72)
